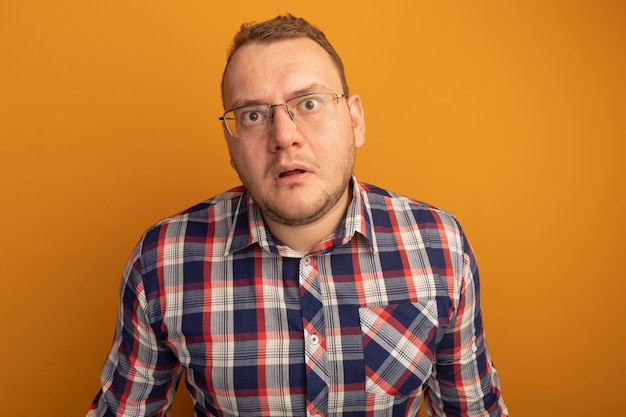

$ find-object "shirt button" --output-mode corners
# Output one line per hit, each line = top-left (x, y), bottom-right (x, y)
(310, 334), (319, 345)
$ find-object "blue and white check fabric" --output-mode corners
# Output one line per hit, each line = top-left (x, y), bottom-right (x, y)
(88, 177), (508, 417)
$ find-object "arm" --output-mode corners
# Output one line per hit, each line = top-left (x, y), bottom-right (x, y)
(88, 242), (183, 417)
(424, 229), (508, 417)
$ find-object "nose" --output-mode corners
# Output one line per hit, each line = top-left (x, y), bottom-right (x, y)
(270, 103), (295, 121)
(268, 105), (301, 150)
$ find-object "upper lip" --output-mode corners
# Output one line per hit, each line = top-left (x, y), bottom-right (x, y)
(273, 162), (310, 179)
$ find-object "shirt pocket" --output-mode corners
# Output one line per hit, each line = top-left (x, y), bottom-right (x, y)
(358, 300), (440, 396)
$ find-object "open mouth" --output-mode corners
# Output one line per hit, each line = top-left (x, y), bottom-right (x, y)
(278, 169), (306, 178)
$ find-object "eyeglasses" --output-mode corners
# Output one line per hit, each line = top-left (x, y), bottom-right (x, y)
(219, 92), (345, 139)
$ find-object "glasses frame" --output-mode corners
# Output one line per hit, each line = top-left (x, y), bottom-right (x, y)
(219, 92), (345, 138)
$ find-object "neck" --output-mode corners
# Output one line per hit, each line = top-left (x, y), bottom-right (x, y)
(264, 187), (352, 254)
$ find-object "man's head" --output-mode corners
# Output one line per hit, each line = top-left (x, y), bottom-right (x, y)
(221, 14), (349, 104)
(220, 15), (365, 233)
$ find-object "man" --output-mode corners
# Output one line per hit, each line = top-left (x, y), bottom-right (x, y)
(88, 14), (508, 417)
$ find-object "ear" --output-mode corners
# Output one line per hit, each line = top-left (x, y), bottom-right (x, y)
(347, 94), (366, 148)
(221, 119), (232, 140)
(221, 122), (238, 171)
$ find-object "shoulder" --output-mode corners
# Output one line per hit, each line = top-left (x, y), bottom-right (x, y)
(139, 185), (246, 247)
(359, 182), (460, 230)
(358, 182), (472, 273)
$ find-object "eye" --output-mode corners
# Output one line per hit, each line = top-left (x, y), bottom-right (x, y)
(238, 107), (269, 125)
(297, 96), (322, 113)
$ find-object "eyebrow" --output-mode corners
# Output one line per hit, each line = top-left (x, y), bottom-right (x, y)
(227, 83), (333, 111)
(289, 83), (332, 98)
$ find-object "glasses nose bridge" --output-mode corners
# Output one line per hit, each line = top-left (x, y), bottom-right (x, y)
(269, 102), (295, 122)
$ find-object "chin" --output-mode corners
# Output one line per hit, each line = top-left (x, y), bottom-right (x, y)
(263, 202), (329, 227)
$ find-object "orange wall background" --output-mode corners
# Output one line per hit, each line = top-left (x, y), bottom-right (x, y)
(1, 1), (625, 416)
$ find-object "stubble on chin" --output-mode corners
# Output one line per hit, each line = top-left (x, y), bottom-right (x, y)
(252, 160), (354, 227)
(256, 187), (344, 227)
(235, 137), (356, 227)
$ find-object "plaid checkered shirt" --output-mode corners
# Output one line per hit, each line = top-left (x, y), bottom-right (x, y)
(88, 177), (508, 417)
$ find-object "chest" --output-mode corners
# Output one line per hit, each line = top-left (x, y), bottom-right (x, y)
(157, 244), (457, 415)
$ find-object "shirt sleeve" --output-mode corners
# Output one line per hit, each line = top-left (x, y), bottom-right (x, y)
(424, 226), (509, 417)
(87, 240), (184, 417)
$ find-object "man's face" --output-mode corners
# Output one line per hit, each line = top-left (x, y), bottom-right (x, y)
(221, 37), (365, 227)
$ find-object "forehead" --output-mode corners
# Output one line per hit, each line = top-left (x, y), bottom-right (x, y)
(222, 37), (342, 107)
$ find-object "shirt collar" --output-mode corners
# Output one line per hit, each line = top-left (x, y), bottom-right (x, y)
(224, 176), (377, 256)
(337, 176), (377, 253)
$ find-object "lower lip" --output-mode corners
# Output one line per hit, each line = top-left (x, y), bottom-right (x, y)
(276, 170), (309, 186)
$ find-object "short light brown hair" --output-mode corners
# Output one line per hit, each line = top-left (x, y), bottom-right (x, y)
(221, 14), (349, 103)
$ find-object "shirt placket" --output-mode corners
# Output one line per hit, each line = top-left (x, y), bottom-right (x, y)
(299, 254), (328, 417)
